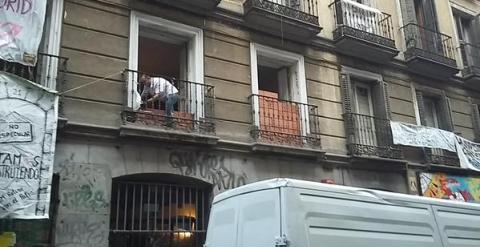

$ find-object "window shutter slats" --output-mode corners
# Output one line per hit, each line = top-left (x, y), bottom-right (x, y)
(472, 14), (480, 45)
(471, 104), (480, 142)
(340, 73), (353, 114)
(415, 90), (426, 126)
(438, 94), (454, 131)
(372, 81), (391, 120)
(399, 0), (418, 25)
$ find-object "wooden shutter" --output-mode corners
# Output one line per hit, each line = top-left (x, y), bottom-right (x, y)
(472, 14), (480, 44)
(415, 90), (427, 125)
(471, 104), (480, 142)
(372, 81), (391, 120)
(399, 0), (418, 25)
(438, 94), (454, 131)
(340, 73), (355, 145)
(421, 0), (438, 31)
(471, 15), (480, 68)
(340, 73), (353, 114)
(372, 81), (392, 147)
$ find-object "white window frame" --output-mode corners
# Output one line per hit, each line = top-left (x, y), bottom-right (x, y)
(39, 0), (64, 90)
(129, 11), (204, 117)
(249, 43), (308, 135)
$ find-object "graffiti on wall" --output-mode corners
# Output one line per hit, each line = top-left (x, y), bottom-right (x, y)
(56, 157), (110, 213)
(169, 151), (247, 191)
(56, 216), (107, 247)
(56, 159), (110, 247)
(420, 173), (480, 203)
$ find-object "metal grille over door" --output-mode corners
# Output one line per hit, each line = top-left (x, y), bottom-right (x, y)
(110, 181), (211, 247)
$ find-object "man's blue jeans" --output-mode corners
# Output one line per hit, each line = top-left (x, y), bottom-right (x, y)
(166, 94), (179, 117)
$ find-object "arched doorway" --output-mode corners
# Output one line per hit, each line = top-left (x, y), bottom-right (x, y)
(109, 174), (212, 247)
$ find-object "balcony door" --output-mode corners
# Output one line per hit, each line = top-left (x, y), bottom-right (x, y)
(453, 12), (478, 70)
(129, 12), (205, 118)
(414, 0), (442, 54)
(422, 96), (439, 128)
(352, 80), (377, 147)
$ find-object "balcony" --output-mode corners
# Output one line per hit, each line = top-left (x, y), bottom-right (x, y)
(425, 148), (459, 167)
(243, 0), (321, 41)
(344, 113), (403, 160)
(249, 93), (322, 153)
(460, 43), (480, 85)
(330, 0), (398, 63)
(120, 70), (217, 144)
(135, 0), (221, 15)
(0, 52), (68, 89)
(401, 24), (459, 78)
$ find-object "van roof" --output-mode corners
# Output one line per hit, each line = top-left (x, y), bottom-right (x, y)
(213, 178), (480, 210)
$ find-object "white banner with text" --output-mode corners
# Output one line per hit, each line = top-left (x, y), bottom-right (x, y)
(0, 0), (47, 66)
(0, 72), (58, 219)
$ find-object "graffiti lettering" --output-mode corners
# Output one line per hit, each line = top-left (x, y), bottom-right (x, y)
(169, 151), (247, 191)
(57, 219), (106, 247)
(62, 185), (108, 211)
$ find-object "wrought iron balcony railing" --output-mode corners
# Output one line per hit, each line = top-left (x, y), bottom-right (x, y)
(401, 23), (456, 67)
(425, 148), (459, 167)
(249, 93), (321, 148)
(122, 70), (215, 134)
(0, 52), (68, 89)
(459, 42), (480, 77)
(344, 113), (403, 159)
(244, 0), (319, 25)
(331, 0), (394, 46)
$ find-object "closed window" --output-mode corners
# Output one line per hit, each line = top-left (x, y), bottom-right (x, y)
(422, 96), (439, 128)
(415, 90), (453, 131)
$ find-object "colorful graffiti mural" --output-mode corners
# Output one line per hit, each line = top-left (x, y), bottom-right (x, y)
(420, 173), (480, 203)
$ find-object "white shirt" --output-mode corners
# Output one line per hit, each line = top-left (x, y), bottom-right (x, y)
(151, 77), (179, 95)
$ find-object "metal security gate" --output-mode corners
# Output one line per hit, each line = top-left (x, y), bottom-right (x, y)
(110, 181), (211, 247)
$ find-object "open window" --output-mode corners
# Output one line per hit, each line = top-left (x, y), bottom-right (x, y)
(249, 43), (320, 146)
(127, 12), (213, 131)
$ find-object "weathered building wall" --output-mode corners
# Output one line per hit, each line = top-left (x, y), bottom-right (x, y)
(52, 136), (407, 247)
(60, 0), (129, 127)
(51, 0), (480, 246)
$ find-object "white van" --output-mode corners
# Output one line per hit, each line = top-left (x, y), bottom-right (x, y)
(204, 178), (480, 247)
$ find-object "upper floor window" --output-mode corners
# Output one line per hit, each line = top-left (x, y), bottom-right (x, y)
(414, 89), (453, 131)
(126, 12), (214, 133)
(422, 95), (439, 128)
(249, 43), (321, 147)
(340, 68), (402, 159)
(453, 10), (480, 74)
(0, 0), (65, 89)
(414, 0), (438, 31)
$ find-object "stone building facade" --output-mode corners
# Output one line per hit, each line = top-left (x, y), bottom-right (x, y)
(0, 0), (480, 246)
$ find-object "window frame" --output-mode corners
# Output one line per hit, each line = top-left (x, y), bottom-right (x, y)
(129, 11), (204, 117)
(413, 86), (453, 131)
(38, 0), (64, 90)
(249, 43), (308, 135)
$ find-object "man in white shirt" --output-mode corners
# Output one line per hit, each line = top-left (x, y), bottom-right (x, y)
(139, 74), (179, 117)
